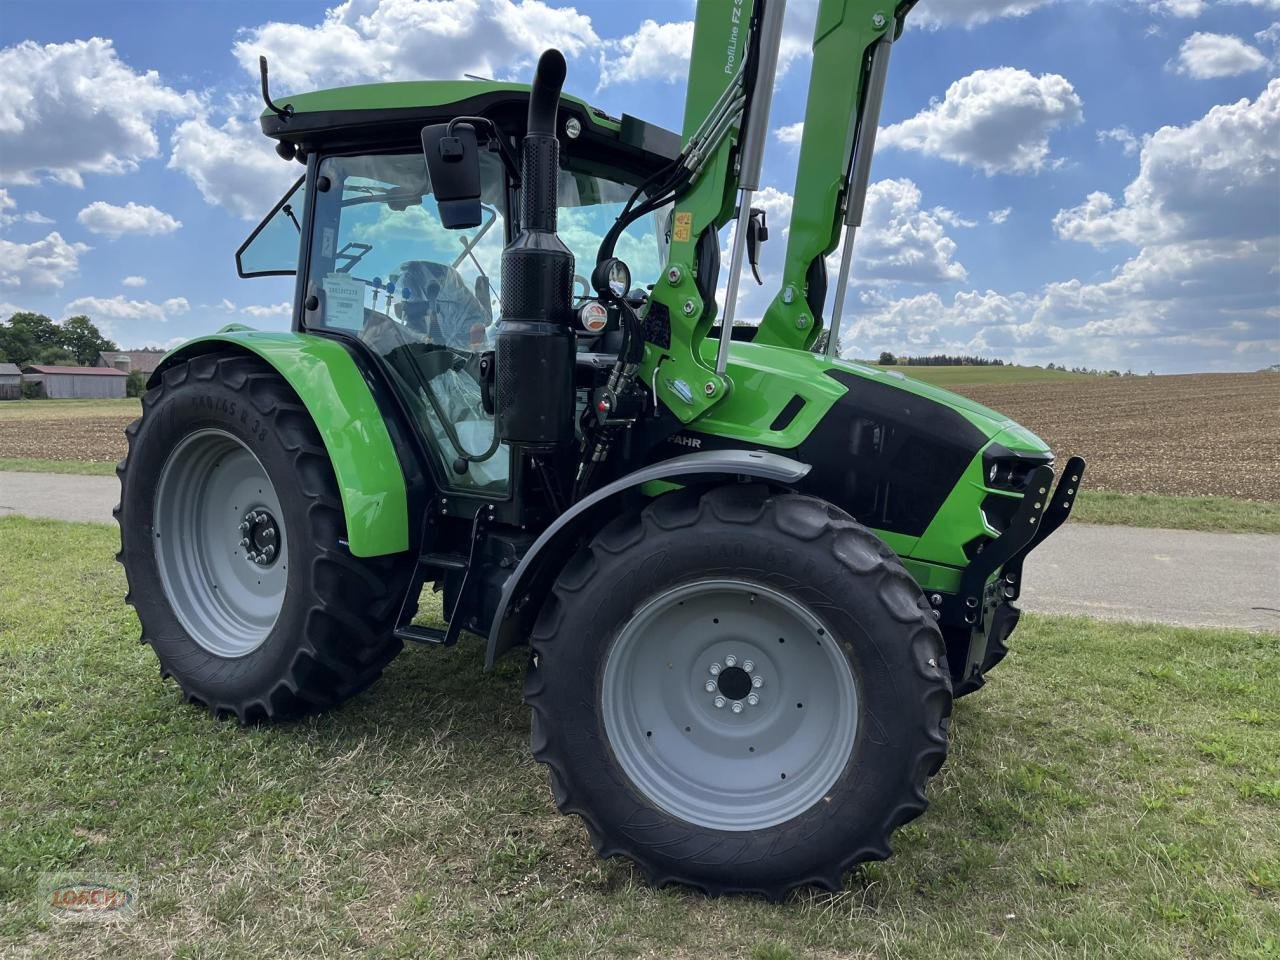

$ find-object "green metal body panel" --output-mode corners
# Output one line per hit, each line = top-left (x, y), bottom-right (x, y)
(755, 0), (893, 350)
(680, 340), (1053, 581)
(154, 327), (409, 558)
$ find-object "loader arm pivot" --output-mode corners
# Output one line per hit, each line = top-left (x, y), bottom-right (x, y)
(640, 0), (916, 421)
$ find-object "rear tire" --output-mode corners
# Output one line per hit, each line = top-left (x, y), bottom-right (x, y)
(116, 353), (412, 723)
(524, 485), (952, 897)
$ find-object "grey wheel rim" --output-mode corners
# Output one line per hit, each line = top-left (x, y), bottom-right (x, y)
(153, 429), (287, 658)
(601, 579), (858, 832)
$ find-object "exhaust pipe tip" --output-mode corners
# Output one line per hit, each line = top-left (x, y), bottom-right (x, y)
(528, 49), (567, 136)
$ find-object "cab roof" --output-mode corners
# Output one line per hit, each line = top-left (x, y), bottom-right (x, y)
(260, 79), (682, 171)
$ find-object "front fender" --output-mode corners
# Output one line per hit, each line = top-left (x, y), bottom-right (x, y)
(151, 326), (409, 558)
(485, 449), (810, 668)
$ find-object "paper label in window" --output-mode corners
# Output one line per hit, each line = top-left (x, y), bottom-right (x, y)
(322, 273), (364, 329)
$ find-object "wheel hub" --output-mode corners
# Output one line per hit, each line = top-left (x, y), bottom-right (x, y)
(239, 509), (280, 566)
(704, 656), (764, 711)
(601, 579), (858, 831)
(153, 428), (288, 658)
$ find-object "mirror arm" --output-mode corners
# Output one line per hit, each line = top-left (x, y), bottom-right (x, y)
(258, 57), (294, 121)
(447, 117), (522, 190)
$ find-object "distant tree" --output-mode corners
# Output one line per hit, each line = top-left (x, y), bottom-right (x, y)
(33, 344), (77, 365)
(59, 314), (117, 366)
(0, 310), (118, 366)
(126, 369), (147, 397)
(0, 312), (60, 365)
(878, 351), (897, 365)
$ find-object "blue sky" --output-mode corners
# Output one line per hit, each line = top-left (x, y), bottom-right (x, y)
(1, 0), (1276, 372)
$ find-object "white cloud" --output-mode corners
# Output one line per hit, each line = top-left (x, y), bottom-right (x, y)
(241, 302), (292, 318)
(774, 122), (805, 146)
(234, 0), (599, 91)
(0, 187), (52, 227)
(63, 295), (190, 322)
(598, 8), (810, 90)
(0, 232), (88, 291)
(1097, 126), (1141, 155)
(1145, 0), (1207, 15)
(121, 275), (147, 287)
(848, 81), (1280, 371)
(880, 68), (1083, 175)
(598, 19), (694, 88)
(988, 207), (1013, 224)
(77, 201), (182, 239)
(1174, 32), (1270, 78)
(169, 108), (300, 220)
(853, 179), (969, 284)
(913, 0), (1056, 28)
(1054, 79), (1279, 247)
(0, 38), (195, 187)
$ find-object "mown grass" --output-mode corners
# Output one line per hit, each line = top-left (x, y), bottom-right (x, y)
(1073, 491), (1280, 535)
(1, 516), (1277, 959)
(0, 458), (118, 476)
(0, 399), (140, 421)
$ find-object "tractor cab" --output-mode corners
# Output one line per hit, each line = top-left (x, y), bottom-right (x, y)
(237, 79), (682, 496)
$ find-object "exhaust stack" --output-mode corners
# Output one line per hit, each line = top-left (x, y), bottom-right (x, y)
(493, 49), (576, 450)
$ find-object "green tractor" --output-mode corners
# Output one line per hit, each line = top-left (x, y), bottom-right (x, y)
(117, 0), (1084, 896)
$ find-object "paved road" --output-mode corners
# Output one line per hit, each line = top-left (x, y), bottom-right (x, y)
(2, 470), (1276, 632)
(0, 470), (119, 525)
(1021, 522), (1278, 633)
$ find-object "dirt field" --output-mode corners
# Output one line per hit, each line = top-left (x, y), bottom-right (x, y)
(1, 374), (1277, 501)
(0, 399), (138, 463)
(962, 373), (1280, 501)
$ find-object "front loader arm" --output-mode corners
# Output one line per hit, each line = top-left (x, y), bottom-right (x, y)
(755, 1), (915, 351)
(637, 1), (917, 422)
(639, 0), (762, 423)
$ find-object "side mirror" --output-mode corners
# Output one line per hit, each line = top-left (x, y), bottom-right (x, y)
(422, 122), (482, 229)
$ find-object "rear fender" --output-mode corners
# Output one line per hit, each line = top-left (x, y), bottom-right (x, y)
(150, 326), (410, 558)
(485, 449), (810, 667)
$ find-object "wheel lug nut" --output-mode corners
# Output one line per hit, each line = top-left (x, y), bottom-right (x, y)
(724, 655), (737, 667)
(239, 521), (250, 534)
(263, 545), (275, 559)
(714, 696), (726, 709)
(708, 662), (722, 676)
(742, 660), (754, 673)
(704, 680), (717, 693)
(747, 693), (760, 706)
(731, 701), (743, 714)
(752, 675), (764, 688)
(239, 537), (250, 548)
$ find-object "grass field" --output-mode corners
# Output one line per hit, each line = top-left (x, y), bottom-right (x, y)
(2, 516), (1276, 959)
(0, 399), (141, 420)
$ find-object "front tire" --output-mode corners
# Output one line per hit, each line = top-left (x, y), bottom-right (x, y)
(116, 353), (411, 723)
(524, 485), (952, 897)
